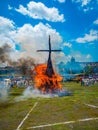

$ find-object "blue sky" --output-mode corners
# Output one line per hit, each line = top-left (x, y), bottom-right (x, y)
(0, 0), (98, 64)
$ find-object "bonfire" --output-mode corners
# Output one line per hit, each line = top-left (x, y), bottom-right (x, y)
(31, 35), (62, 93)
(32, 64), (62, 93)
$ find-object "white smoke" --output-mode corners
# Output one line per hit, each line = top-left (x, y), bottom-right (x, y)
(15, 85), (71, 102)
(0, 81), (10, 101)
(15, 86), (57, 102)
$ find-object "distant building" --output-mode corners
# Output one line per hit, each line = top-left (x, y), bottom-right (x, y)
(57, 57), (98, 75)
(65, 57), (83, 74)
(79, 62), (98, 68)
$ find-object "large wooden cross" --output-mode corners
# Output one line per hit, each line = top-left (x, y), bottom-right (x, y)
(37, 35), (61, 77)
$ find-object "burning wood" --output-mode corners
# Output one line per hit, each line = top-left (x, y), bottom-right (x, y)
(31, 36), (62, 93)
(32, 64), (62, 93)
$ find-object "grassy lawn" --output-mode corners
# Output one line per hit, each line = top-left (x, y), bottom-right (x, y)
(0, 82), (98, 130)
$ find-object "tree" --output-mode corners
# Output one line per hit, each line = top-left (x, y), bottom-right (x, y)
(84, 65), (94, 75)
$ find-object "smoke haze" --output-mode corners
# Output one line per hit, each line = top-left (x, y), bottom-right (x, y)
(0, 82), (9, 101)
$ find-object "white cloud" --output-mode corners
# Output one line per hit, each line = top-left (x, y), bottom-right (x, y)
(0, 16), (16, 48)
(15, 5), (29, 15)
(63, 42), (72, 48)
(76, 30), (98, 43)
(72, 0), (98, 12)
(0, 17), (20, 63)
(72, 52), (92, 62)
(55, 0), (66, 3)
(58, 0), (65, 3)
(0, 16), (94, 65)
(56, 51), (92, 63)
(15, 1), (65, 22)
(81, 0), (91, 7)
(0, 16), (15, 32)
(93, 19), (98, 25)
(8, 5), (13, 10)
(53, 52), (71, 64)
(54, 52), (90, 65)
(0, 16), (63, 63)
(15, 22), (62, 63)
(72, 0), (91, 6)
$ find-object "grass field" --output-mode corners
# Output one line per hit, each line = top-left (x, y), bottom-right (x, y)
(0, 82), (98, 130)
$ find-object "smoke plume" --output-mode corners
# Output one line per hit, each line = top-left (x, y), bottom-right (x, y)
(0, 43), (13, 66)
(0, 43), (36, 69)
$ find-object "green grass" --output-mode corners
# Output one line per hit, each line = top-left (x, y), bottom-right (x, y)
(0, 82), (98, 130)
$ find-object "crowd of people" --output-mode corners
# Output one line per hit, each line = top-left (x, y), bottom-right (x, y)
(0, 77), (34, 88)
(80, 76), (98, 86)
(0, 75), (98, 88)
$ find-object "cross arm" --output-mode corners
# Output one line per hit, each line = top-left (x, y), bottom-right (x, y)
(37, 50), (62, 52)
(37, 50), (49, 52)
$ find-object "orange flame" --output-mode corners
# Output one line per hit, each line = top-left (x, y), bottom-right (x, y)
(31, 64), (62, 93)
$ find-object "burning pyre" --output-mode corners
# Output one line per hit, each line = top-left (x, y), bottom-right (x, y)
(31, 35), (63, 94)
(32, 64), (62, 93)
